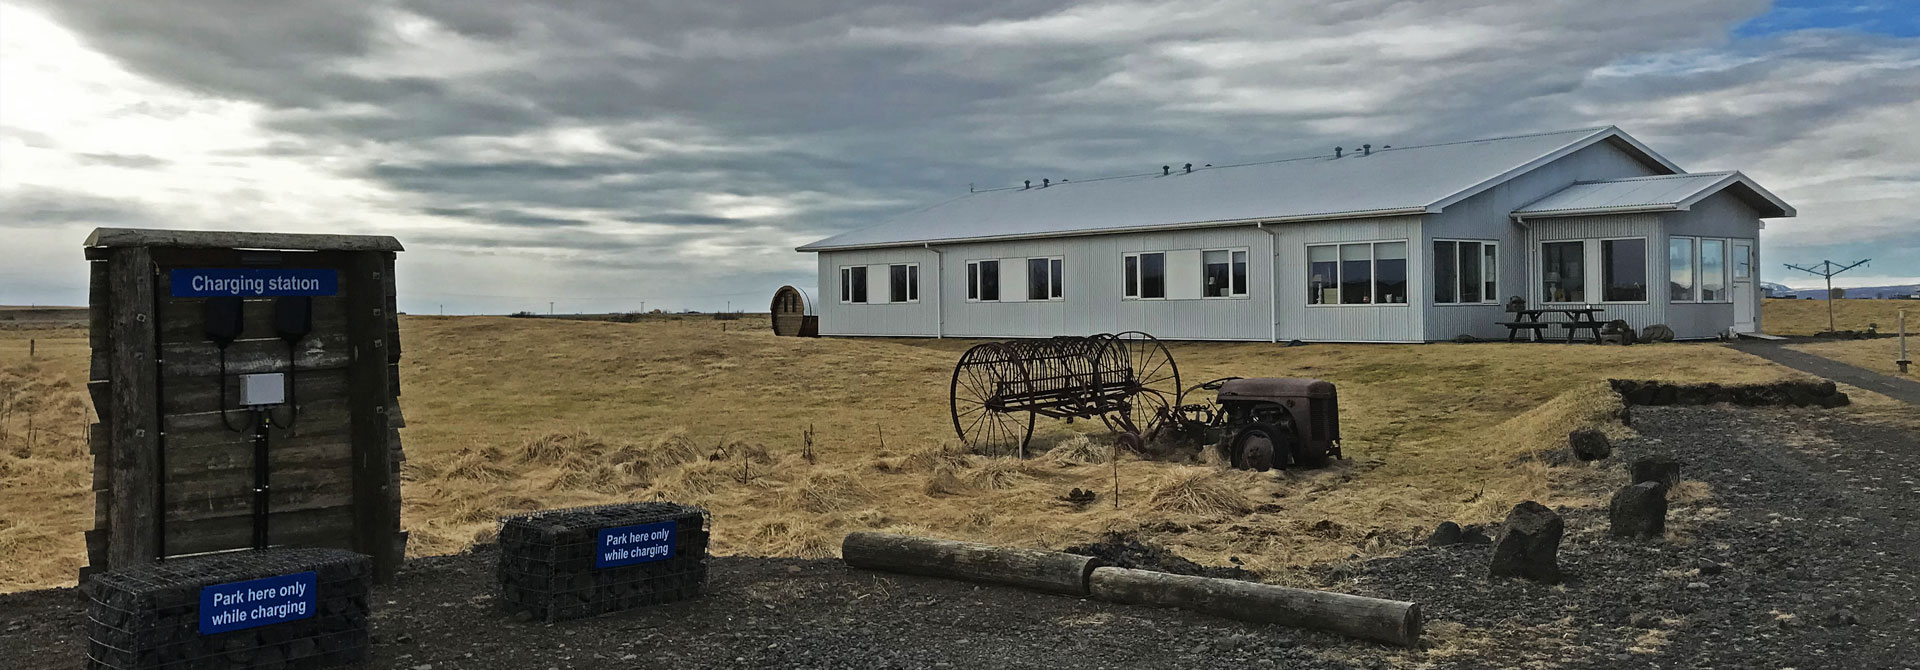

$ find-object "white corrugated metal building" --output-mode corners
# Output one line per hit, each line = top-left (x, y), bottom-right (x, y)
(796, 126), (1794, 342)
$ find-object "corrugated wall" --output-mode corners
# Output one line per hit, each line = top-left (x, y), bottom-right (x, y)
(1422, 140), (1666, 340)
(1526, 213), (1667, 334)
(1272, 215), (1424, 342)
(814, 247), (942, 336)
(1663, 192), (1763, 339)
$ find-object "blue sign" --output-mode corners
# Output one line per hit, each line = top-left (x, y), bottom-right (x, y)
(170, 268), (339, 298)
(596, 521), (677, 569)
(199, 571), (318, 635)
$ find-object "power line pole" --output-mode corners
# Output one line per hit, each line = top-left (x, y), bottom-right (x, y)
(1784, 259), (1869, 333)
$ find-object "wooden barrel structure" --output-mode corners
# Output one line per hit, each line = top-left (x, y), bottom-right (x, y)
(950, 332), (1178, 457)
(770, 285), (817, 337)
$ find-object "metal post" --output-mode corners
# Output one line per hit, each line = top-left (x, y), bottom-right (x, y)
(1899, 309), (1910, 375)
(1825, 264), (1835, 333)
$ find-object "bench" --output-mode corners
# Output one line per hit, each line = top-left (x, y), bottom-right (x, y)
(1497, 321), (1551, 342)
(1555, 321), (1607, 343)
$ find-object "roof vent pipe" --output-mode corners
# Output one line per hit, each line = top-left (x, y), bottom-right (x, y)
(1024, 180), (1031, 189)
(1184, 163), (1192, 174)
(1334, 146), (1343, 158)
(1363, 144), (1372, 156)
(1163, 165), (1170, 176)
(1042, 178), (1050, 187)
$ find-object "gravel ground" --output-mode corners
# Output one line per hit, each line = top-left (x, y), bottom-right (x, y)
(3, 405), (1915, 669)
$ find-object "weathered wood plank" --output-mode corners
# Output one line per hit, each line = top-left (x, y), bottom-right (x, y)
(162, 399), (351, 448)
(345, 251), (404, 580)
(158, 366), (349, 416)
(166, 433), (352, 476)
(107, 246), (160, 570)
(158, 333), (351, 378)
(1089, 567), (1423, 647)
(89, 261), (109, 350)
(840, 532), (1101, 597)
(164, 473), (354, 521)
(155, 296), (348, 345)
(87, 381), (110, 424)
(87, 228), (403, 252)
(164, 506), (356, 557)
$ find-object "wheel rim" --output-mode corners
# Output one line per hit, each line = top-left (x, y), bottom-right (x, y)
(1235, 428), (1275, 472)
(950, 343), (1035, 457)
(1101, 332), (1180, 436)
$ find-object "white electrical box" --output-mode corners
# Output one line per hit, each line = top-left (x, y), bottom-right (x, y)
(240, 373), (286, 406)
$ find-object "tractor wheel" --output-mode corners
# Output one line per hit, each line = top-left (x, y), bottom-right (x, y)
(1227, 424), (1286, 472)
(1293, 440), (1331, 468)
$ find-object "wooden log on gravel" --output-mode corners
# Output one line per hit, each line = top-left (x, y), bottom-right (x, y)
(841, 532), (1101, 597)
(1088, 567), (1422, 647)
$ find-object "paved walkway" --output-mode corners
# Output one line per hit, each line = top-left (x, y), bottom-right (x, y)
(1731, 341), (1920, 404)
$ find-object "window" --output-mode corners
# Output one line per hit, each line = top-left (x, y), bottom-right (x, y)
(1123, 252), (1165, 299)
(1601, 239), (1647, 302)
(888, 263), (918, 303)
(1669, 237), (1694, 302)
(1051, 257), (1063, 299)
(1433, 241), (1496, 305)
(1699, 239), (1727, 301)
(1202, 249), (1248, 297)
(840, 266), (868, 304)
(1027, 257), (1063, 300)
(1733, 242), (1752, 280)
(967, 260), (999, 301)
(1308, 241), (1408, 305)
(1541, 241), (1586, 303)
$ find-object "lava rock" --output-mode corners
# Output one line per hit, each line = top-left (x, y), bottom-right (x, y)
(1631, 455), (1682, 488)
(1428, 521), (1464, 547)
(1610, 481), (1668, 539)
(1569, 429), (1612, 461)
(1461, 525), (1494, 544)
(1489, 501), (1564, 583)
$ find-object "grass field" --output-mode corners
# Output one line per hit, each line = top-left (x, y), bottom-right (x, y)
(1762, 298), (1917, 336)
(0, 305), (1839, 593)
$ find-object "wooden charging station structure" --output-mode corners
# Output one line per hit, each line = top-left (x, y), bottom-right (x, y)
(82, 228), (408, 581)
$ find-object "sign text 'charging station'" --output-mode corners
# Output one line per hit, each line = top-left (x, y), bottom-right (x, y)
(170, 268), (340, 298)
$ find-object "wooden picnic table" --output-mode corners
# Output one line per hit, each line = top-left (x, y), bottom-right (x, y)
(1498, 308), (1607, 343)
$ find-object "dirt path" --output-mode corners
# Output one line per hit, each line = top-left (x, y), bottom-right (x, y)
(4, 405), (1917, 668)
(1732, 341), (1920, 404)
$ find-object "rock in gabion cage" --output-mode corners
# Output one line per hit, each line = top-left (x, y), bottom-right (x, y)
(84, 548), (372, 670)
(498, 502), (710, 623)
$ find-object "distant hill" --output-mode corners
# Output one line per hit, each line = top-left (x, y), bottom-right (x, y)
(1767, 283), (1920, 300)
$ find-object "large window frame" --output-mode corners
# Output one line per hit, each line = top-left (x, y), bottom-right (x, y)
(1306, 240), (1409, 307)
(1026, 257), (1064, 301)
(838, 265), (868, 304)
(888, 263), (919, 303)
(1670, 236), (1731, 304)
(1122, 252), (1166, 300)
(966, 260), (1000, 302)
(1539, 240), (1588, 305)
(1599, 237), (1650, 304)
(1432, 239), (1499, 306)
(1201, 248), (1251, 299)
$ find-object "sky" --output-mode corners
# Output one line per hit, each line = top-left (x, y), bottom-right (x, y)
(1, 0), (1915, 313)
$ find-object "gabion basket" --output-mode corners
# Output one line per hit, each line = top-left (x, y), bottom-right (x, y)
(497, 502), (710, 623)
(84, 548), (373, 670)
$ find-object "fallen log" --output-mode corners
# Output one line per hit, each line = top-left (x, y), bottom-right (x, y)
(1088, 566), (1422, 647)
(840, 531), (1101, 596)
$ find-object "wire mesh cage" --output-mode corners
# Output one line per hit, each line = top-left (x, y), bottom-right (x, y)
(497, 502), (710, 623)
(84, 548), (373, 670)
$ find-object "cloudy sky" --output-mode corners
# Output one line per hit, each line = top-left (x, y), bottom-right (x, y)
(2, 0), (1915, 313)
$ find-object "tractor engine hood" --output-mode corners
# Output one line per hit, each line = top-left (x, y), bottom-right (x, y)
(1216, 378), (1337, 401)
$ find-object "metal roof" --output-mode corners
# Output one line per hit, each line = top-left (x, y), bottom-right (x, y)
(1513, 172), (1795, 218)
(798, 126), (1687, 252)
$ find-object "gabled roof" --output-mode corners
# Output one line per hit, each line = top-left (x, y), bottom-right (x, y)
(798, 126), (1685, 252)
(1513, 172), (1795, 219)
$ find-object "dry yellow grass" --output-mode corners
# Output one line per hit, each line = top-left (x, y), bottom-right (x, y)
(1790, 336), (1915, 377)
(0, 301), (1861, 592)
(1764, 298), (1916, 336)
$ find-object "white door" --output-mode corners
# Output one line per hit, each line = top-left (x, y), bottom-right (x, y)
(1731, 239), (1755, 333)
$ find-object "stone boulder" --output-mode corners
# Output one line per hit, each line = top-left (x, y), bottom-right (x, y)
(1608, 481), (1668, 539)
(1569, 429), (1611, 461)
(1631, 455), (1681, 489)
(1427, 521), (1464, 547)
(1489, 501), (1564, 583)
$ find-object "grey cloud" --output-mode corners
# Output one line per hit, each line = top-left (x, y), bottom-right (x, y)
(419, 206), (590, 228)
(75, 153), (170, 169)
(0, 188), (154, 226)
